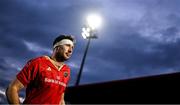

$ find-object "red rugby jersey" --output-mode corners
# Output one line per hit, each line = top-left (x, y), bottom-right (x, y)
(17, 56), (70, 104)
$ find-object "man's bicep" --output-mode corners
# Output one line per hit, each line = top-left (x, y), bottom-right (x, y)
(6, 78), (25, 104)
(10, 78), (25, 90)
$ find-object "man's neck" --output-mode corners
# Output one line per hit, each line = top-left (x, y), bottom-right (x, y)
(48, 56), (64, 70)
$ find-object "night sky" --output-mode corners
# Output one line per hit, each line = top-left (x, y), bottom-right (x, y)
(1, 0), (180, 103)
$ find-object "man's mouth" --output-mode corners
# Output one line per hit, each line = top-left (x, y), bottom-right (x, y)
(65, 53), (71, 57)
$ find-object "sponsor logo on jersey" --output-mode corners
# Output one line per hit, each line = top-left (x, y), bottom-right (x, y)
(44, 78), (66, 87)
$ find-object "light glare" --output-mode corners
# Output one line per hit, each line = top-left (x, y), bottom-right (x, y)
(87, 14), (102, 30)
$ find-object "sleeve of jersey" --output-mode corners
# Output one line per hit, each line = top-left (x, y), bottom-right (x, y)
(16, 59), (39, 87)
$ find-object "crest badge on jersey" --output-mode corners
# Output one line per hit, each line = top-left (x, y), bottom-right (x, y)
(64, 71), (68, 77)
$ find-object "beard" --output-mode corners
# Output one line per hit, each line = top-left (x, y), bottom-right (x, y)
(55, 53), (68, 62)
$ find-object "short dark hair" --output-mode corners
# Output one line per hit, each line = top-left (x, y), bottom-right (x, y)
(53, 34), (76, 47)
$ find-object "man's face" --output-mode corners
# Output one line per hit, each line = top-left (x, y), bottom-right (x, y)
(55, 44), (74, 61)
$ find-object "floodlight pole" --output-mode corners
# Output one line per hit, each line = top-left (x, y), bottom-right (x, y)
(75, 38), (91, 86)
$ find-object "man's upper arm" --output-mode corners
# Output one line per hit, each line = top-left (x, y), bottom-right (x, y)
(8, 78), (25, 92)
(6, 78), (25, 104)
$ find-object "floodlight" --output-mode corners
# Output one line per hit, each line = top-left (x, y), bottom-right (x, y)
(76, 13), (102, 86)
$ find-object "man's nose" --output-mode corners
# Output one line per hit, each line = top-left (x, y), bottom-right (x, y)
(68, 47), (73, 53)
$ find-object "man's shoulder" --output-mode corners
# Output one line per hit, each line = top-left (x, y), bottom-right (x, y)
(28, 56), (47, 63)
(64, 64), (71, 71)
